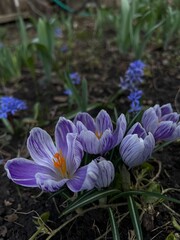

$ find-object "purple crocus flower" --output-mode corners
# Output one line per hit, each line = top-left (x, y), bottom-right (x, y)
(141, 103), (180, 141)
(119, 122), (155, 168)
(74, 110), (127, 155)
(94, 157), (115, 188)
(5, 118), (99, 192)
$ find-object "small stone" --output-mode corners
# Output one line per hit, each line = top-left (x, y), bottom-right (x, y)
(0, 225), (7, 237)
(162, 59), (169, 65)
(4, 213), (18, 223)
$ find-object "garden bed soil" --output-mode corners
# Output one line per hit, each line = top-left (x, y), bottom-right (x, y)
(0, 19), (180, 240)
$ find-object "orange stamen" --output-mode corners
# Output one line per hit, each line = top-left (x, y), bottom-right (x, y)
(95, 131), (102, 139)
(53, 150), (67, 177)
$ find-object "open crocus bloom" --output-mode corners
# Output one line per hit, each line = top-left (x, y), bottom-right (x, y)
(74, 110), (127, 155)
(142, 103), (180, 141)
(119, 123), (155, 168)
(94, 157), (115, 188)
(5, 118), (99, 192)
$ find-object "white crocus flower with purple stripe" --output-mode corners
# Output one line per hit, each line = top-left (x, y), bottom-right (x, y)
(142, 103), (180, 141)
(5, 118), (99, 192)
(74, 110), (127, 155)
(94, 157), (115, 189)
(119, 123), (155, 168)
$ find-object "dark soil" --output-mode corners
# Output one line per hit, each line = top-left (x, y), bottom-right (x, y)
(0, 18), (180, 240)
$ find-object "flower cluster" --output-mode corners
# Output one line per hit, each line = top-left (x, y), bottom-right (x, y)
(120, 60), (145, 112)
(0, 96), (27, 119)
(4, 104), (180, 192)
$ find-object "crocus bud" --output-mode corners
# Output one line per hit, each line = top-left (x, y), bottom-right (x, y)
(120, 123), (155, 168)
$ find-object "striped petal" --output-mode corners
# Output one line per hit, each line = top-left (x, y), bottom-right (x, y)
(96, 110), (113, 133)
(65, 133), (84, 175)
(4, 158), (53, 187)
(154, 121), (176, 141)
(74, 112), (96, 132)
(113, 114), (127, 146)
(142, 108), (158, 134)
(120, 135), (145, 168)
(55, 117), (77, 156)
(27, 127), (56, 171)
(78, 130), (100, 154)
(67, 160), (99, 192)
(35, 173), (68, 192)
(99, 129), (113, 154)
(94, 157), (115, 188)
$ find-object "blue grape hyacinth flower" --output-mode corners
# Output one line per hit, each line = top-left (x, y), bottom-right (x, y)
(64, 89), (73, 96)
(69, 72), (81, 85)
(0, 96), (27, 119)
(120, 60), (145, 91)
(128, 90), (143, 113)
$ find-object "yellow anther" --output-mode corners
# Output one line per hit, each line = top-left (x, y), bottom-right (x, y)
(95, 131), (103, 139)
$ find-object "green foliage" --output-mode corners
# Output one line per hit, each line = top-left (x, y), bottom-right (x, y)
(128, 196), (143, 240)
(94, 0), (180, 57)
(108, 207), (121, 240)
(33, 18), (56, 82)
(0, 46), (21, 83)
(166, 232), (179, 240)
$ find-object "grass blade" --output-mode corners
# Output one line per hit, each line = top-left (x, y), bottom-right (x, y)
(61, 189), (120, 217)
(109, 190), (180, 204)
(128, 196), (143, 240)
(108, 207), (120, 240)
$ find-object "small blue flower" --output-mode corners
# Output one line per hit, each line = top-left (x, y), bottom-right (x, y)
(0, 96), (27, 119)
(64, 89), (72, 96)
(128, 90), (143, 101)
(0, 42), (4, 49)
(128, 90), (143, 113)
(129, 100), (142, 113)
(60, 44), (68, 53)
(69, 72), (81, 85)
(54, 28), (63, 38)
(120, 60), (145, 91)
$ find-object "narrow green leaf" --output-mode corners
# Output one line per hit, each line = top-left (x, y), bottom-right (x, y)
(108, 208), (120, 240)
(1, 119), (14, 134)
(128, 196), (143, 240)
(109, 190), (180, 204)
(172, 216), (180, 231)
(18, 17), (28, 46)
(81, 78), (88, 112)
(61, 189), (120, 217)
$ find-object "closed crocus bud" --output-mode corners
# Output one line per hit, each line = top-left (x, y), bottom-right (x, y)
(119, 123), (155, 168)
(94, 157), (115, 188)
(142, 103), (180, 142)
